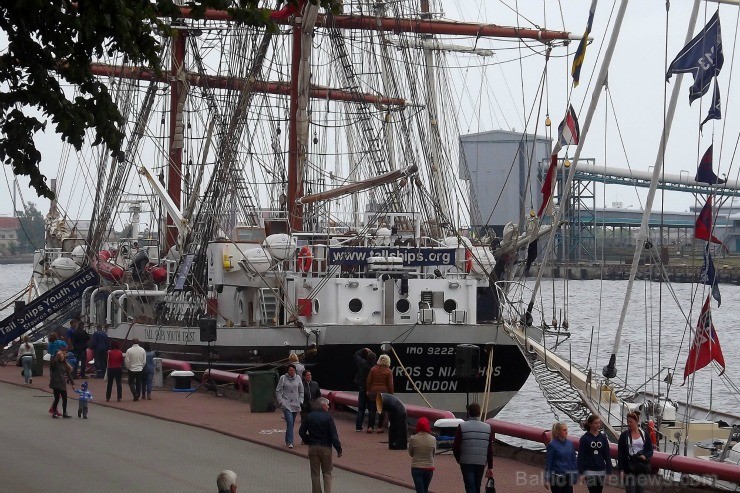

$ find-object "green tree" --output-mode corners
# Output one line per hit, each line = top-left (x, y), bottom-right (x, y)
(0, 0), (338, 199)
(16, 202), (45, 253)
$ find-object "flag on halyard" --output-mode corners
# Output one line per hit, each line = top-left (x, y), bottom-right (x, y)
(694, 195), (724, 245)
(700, 79), (722, 131)
(700, 244), (721, 306)
(666, 10), (723, 104)
(695, 145), (725, 185)
(537, 154), (558, 217)
(538, 106), (581, 217)
(683, 295), (725, 384)
(571, 0), (597, 87)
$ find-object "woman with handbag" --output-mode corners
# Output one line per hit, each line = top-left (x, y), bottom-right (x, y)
(617, 412), (654, 493)
(578, 415), (612, 493)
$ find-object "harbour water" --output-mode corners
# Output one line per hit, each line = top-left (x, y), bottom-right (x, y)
(2, 263), (738, 447)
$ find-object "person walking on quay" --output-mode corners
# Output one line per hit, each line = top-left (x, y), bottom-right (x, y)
(366, 353), (393, 433)
(70, 321), (90, 378)
(73, 381), (93, 419)
(579, 415), (612, 493)
(617, 412), (654, 493)
(301, 369), (321, 420)
(452, 402), (494, 493)
(106, 341), (124, 402)
(408, 416), (436, 493)
(276, 363), (304, 448)
(124, 338), (146, 401)
(289, 352), (305, 376)
(89, 324), (109, 378)
(47, 332), (67, 358)
(353, 347), (376, 432)
(216, 470), (237, 493)
(49, 350), (75, 418)
(142, 343), (157, 400)
(299, 396), (342, 493)
(17, 335), (35, 384)
(545, 422), (578, 493)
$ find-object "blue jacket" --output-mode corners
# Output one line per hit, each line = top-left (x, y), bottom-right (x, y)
(47, 339), (67, 356)
(299, 409), (342, 454)
(578, 432), (612, 474)
(89, 330), (109, 352)
(545, 438), (578, 483)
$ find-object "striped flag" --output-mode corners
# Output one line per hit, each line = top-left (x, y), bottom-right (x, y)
(538, 106), (580, 217)
(571, 0), (597, 87)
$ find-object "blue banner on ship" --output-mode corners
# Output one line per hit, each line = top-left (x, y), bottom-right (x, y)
(328, 247), (457, 266)
(0, 267), (99, 346)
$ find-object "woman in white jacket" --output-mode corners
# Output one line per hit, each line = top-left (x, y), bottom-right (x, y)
(17, 336), (36, 384)
(276, 364), (304, 448)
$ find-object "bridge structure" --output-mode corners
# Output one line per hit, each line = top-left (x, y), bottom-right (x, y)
(547, 159), (740, 261)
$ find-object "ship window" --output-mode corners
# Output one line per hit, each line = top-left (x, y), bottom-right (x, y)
(443, 299), (457, 313)
(396, 299), (410, 313)
(349, 298), (362, 313)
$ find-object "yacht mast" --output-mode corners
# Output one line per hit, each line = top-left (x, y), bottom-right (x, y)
(603, 0), (701, 378)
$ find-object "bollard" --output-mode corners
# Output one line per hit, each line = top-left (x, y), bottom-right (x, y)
(153, 357), (163, 388)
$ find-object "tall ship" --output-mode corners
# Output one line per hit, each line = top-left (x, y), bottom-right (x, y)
(0, 1), (586, 416)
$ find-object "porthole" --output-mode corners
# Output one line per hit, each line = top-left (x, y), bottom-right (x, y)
(443, 299), (457, 313)
(313, 299), (320, 314)
(349, 298), (363, 313)
(396, 299), (410, 313)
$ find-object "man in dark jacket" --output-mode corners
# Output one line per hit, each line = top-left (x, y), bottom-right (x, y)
(299, 397), (342, 493)
(89, 324), (110, 378)
(70, 321), (91, 378)
(353, 347), (376, 431)
(452, 402), (494, 493)
(302, 370), (321, 415)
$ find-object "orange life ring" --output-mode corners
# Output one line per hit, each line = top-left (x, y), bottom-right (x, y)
(298, 245), (313, 272)
(464, 248), (473, 273)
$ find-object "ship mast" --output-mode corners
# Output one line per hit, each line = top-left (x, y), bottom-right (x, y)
(168, 5), (580, 234)
(165, 26), (187, 252)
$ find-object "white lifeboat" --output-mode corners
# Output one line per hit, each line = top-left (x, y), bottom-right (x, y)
(50, 257), (79, 279)
(469, 246), (495, 275)
(241, 247), (272, 274)
(70, 245), (87, 266)
(263, 234), (296, 261)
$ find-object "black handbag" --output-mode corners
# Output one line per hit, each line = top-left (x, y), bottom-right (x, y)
(629, 455), (653, 475)
(485, 477), (496, 493)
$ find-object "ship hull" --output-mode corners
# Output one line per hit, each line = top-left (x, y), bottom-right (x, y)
(107, 322), (530, 417)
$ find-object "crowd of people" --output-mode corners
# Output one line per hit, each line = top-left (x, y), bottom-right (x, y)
(19, 330), (660, 492)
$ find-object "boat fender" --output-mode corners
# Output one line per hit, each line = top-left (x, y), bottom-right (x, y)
(298, 245), (313, 272)
(376, 393), (408, 450)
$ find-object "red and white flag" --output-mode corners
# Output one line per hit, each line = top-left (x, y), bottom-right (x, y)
(683, 295), (726, 384)
(538, 105), (580, 217)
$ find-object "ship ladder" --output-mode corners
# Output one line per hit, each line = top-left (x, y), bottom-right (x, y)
(516, 343), (592, 426)
(258, 288), (278, 325)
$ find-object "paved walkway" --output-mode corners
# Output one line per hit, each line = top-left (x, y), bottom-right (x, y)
(0, 364), (625, 492)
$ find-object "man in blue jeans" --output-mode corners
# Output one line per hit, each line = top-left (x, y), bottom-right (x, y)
(353, 347), (376, 431)
(452, 402), (494, 493)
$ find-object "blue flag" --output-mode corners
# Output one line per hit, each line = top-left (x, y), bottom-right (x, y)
(700, 79), (721, 132)
(666, 11), (723, 104)
(700, 244), (721, 307)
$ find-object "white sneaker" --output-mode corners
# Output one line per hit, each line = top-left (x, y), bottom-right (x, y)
(288, 444), (294, 449)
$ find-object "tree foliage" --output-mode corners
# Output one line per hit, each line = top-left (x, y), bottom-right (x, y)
(16, 202), (45, 253)
(0, 0), (339, 200)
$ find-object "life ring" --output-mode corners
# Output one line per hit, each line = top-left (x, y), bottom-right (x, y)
(298, 245), (313, 273)
(464, 248), (473, 274)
